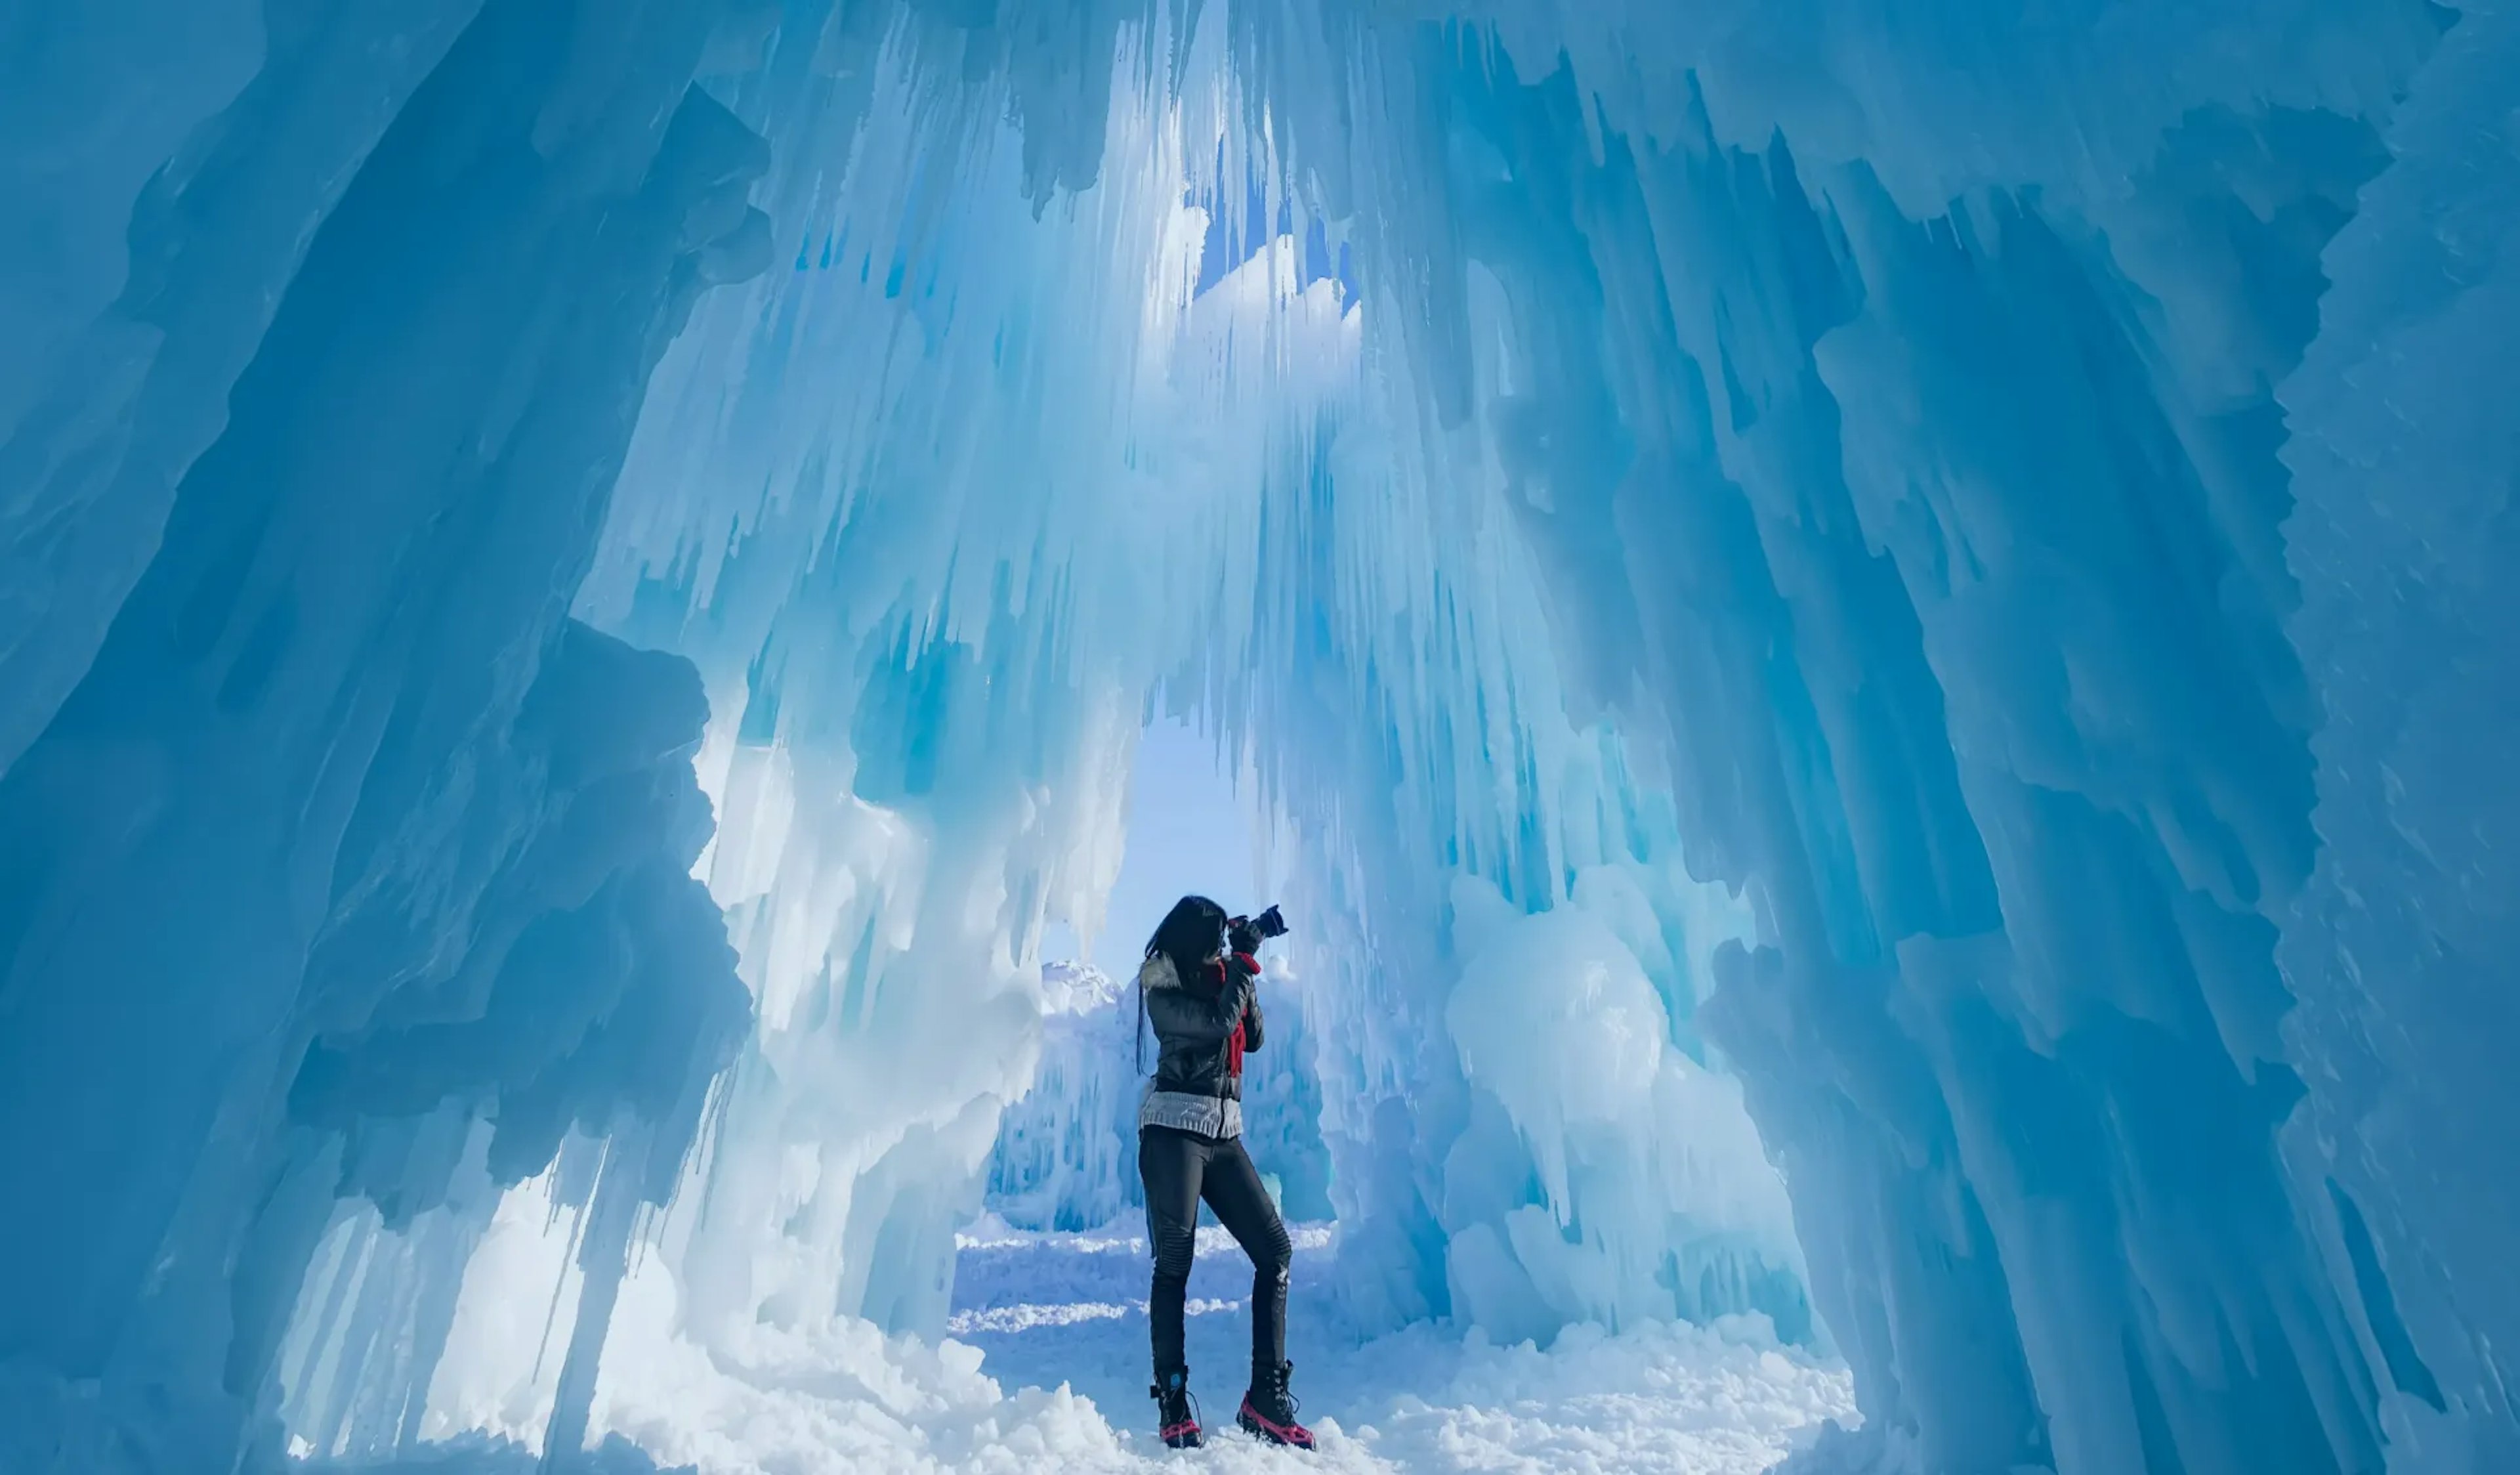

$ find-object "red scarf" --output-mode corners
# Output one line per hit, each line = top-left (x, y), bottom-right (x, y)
(1212, 953), (1261, 1080)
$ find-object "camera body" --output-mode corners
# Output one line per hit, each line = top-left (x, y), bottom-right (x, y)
(1228, 905), (1290, 952)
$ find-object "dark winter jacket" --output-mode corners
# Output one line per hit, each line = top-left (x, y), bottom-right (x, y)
(1140, 949), (1265, 1106)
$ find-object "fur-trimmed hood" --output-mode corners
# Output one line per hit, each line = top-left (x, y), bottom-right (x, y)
(1139, 948), (1257, 993)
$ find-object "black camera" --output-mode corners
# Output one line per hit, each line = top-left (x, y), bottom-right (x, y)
(1229, 905), (1289, 951)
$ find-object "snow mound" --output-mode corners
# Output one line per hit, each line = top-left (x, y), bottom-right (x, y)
(1038, 960), (1124, 1016)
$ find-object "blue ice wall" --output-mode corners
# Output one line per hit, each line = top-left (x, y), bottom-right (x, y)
(0, 1), (766, 1466)
(1221, 1), (2515, 1470)
(2278, 3), (2520, 1468)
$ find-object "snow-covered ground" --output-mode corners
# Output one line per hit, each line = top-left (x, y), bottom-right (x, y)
(316, 1217), (1853, 1474)
(948, 1216), (1856, 1474)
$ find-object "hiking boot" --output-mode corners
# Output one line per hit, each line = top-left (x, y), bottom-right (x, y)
(1238, 1360), (1316, 1450)
(1152, 1369), (1203, 1449)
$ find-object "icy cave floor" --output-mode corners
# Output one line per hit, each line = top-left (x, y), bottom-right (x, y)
(309, 1220), (1853, 1475)
(944, 1219), (1855, 1474)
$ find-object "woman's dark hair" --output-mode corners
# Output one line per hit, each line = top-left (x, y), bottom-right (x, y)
(1137, 895), (1228, 1069)
(1147, 895), (1228, 970)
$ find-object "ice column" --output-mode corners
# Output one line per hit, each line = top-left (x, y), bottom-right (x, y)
(2278, 1), (2520, 1465)
(0, 3), (769, 1469)
(1227, 3), (2488, 1470)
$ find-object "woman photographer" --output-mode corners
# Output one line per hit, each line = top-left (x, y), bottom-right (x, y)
(1134, 895), (1313, 1451)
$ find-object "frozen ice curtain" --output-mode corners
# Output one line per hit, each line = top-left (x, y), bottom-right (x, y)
(2, 2), (2515, 1474)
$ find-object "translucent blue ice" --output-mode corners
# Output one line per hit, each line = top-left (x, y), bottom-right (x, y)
(1, 2), (2514, 1473)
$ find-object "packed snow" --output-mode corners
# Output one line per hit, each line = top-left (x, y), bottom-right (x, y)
(944, 1218), (1853, 1475)
(309, 1207), (1853, 1475)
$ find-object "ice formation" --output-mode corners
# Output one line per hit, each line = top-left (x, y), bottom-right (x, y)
(985, 960), (1141, 1234)
(3, 1), (2516, 1474)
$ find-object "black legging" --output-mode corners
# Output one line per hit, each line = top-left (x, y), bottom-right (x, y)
(1140, 1124), (1292, 1382)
